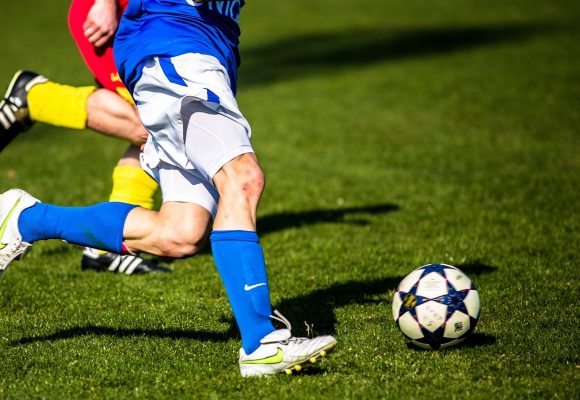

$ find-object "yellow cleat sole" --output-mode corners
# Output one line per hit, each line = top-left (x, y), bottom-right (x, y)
(283, 342), (337, 375)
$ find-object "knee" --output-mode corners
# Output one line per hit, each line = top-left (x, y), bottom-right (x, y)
(240, 163), (265, 201)
(218, 155), (265, 202)
(155, 224), (208, 258)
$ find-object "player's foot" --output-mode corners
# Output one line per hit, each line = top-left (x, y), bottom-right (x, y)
(81, 247), (172, 275)
(239, 310), (337, 377)
(0, 189), (40, 274)
(0, 70), (47, 152)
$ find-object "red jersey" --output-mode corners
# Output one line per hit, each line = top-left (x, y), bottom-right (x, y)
(68, 0), (131, 101)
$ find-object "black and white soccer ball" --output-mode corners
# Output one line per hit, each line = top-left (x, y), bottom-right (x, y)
(392, 263), (480, 350)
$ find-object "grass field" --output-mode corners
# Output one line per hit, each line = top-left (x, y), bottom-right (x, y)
(0, 0), (579, 398)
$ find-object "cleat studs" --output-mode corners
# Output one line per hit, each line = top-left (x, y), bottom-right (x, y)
(310, 357), (317, 363)
(285, 369), (292, 375)
(295, 365), (301, 371)
(321, 351), (327, 357)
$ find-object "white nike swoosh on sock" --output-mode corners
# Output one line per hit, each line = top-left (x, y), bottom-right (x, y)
(244, 283), (266, 291)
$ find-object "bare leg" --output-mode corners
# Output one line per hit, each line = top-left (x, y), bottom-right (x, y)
(212, 153), (264, 231)
(122, 202), (212, 258)
(116, 144), (142, 167)
(120, 152), (263, 257)
(86, 88), (148, 145)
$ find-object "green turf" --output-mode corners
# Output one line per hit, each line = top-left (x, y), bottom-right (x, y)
(0, 0), (579, 398)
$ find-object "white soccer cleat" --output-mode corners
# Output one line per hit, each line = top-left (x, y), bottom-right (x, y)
(239, 310), (337, 377)
(0, 189), (40, 273)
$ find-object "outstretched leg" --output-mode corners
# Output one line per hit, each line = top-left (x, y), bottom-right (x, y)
(211, 153), (275, 354)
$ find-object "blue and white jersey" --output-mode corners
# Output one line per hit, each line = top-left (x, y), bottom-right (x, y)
(114, 0), (245, 95)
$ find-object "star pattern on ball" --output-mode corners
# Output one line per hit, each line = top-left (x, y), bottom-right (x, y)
(435, 286), (470, 316)
(397, 285), (429, 319)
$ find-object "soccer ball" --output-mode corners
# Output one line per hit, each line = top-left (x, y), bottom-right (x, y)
(392, 263), (480, 350)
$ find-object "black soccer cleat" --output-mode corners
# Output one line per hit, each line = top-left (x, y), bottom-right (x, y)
(0, 70), (47, 152)
(81, 248), (172, 275)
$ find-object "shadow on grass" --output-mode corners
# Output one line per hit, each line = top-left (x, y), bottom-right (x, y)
(456, 261), (498, 276)
(10, 325), (236, 346)
(258, 203), (399, 234)
(405, 332), (497, 351)
(10, 276), (402, 345)
(240, 23), (561, 88)
(191, 203), (399, 255)
(37, 245), (74, 257)
(455, 332), (497, 348)
(273, 276), (404, 336)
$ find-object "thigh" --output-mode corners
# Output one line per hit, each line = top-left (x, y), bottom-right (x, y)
(182, 100), (254, 183)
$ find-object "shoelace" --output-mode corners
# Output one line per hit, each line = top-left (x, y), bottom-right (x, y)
(268, 310), (313, 345)
(270, 309), (292, 331)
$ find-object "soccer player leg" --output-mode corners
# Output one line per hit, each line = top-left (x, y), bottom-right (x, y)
(122, 202), (211, 259)
(110, 145), (157, 209)
(178, 100), (275, 354)
(1, 73), (147, 151)
(0, 188), (138, 271)
(27, 79), (96, 129)
(120, 162), (213, 258)
(81, 144), (168, 275)
(129, 55), (335, 374)
(1, 178), (211, 273)
(86, 88), (149, 145)
(183, 102), (337, 376)
(18, 201), (136, 253)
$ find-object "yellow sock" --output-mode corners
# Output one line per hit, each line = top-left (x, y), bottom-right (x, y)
(109, 165), (158, 210)
(28, 82), (95, 129)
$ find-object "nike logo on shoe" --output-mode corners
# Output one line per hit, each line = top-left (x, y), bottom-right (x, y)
(244, 282), (266, 291)
(0, 198), (21, 250)
(241, 348), (283, 365)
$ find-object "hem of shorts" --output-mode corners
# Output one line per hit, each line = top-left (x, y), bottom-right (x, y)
(161, 196), (217, 219)
(208, 145), (255, 179)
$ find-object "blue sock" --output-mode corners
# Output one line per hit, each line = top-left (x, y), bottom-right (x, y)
(210, 230), (275, 354)
(18, 202), (137, 254)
